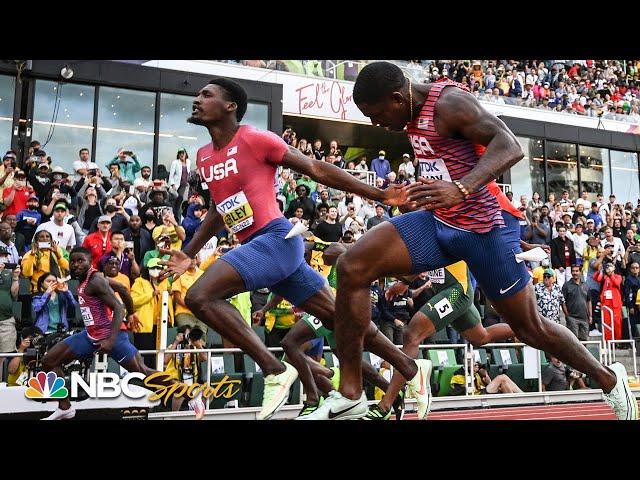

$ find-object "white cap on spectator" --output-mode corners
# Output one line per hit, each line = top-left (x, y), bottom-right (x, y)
(87, 162), (99, 170)
(403, 153), (410, 159)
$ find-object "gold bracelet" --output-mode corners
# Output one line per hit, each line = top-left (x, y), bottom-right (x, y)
(453, 180), (470, 200)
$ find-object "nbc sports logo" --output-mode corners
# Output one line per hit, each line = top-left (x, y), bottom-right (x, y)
(25, 371), (69, 399)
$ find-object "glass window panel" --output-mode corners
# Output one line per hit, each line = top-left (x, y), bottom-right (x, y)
(32, 80), (95, 174)
(242, 103), (269, 130)
(578, 145), (607, 200)
(0, 75), (15, 152)
(157, 93), (207, 173)
(610, 150), (639, 204)
(511, 136), (545, 200)
(95, 86), (155, 173)
(545, 141), (578, 200)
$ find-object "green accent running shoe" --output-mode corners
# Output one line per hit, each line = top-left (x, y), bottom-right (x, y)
(296, 402), (321, 419)
(363, 404), (392, 420)
(392, 386), (406, 421)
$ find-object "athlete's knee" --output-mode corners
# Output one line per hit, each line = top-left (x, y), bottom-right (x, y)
(336, 254), (370, 286)
(403, 325), (426, 348)
(42, 352), (58, 372)
(280, 335), (297, 355)
(184, 284), (213, 313)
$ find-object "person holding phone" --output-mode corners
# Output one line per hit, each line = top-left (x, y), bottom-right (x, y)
(21, 230), (70, 292)
(151, 209), (185, 251)
(32, 272), (78, 334)
(107, 148), (141, 184)
(38, 201), (77, 252)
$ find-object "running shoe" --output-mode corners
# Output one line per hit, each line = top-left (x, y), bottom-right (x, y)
(362, 404), (391, 420)
(188, 395), (206, 420)
(42, 406), (76, 421)
(257, 361), (298, 420)
(589, 329), (602, 337)
(295, 401), (321, 419)
(406, 359), (433, 420)
(392, 386), (406, 421)
(603, 362), (639, 420)
(296, 390), (368, 420)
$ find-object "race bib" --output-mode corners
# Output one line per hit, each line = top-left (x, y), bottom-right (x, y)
(605, 290), (613, 300)
(427, 268), (446, 284)
(307, 315), (323, 332)
(418, 159), (452, 182)
(434, 297), (453, 319)
(217, 191), (254, 233)
(80, 306), (95, 327)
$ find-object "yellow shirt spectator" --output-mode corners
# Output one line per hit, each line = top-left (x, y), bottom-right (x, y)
(21, 244), (70, 292)
(171, 268), (203, 316)
(152, 224), (185, 251)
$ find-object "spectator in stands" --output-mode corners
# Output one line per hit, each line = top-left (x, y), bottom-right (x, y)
(28, 160), (53, 203)
(367, 203), (389, 230)
(76, 186), (105, 235)
(143, 232), (171, 268)
(397, 153), (415, 181)
(32, 273), (77, 334)
(551, 226), (575, 288)
(81, 215), (112, 269)
(601, 227), (625, 264)
(142, 187), (173, 226)
(107, 148), (141, 184)
(182, 202), (205, 248)
(561, 265), (592, 341)
(38, 201), (76, 252)
(73, 148), (90, 183)
(102, 254), (131, 300)
(370, 150), (391, 180)
(151, 208), (185, 252)
(340, 203), (365, 234)
(523, 213), (550, 251)
(4, 214), (25, 255)
(89, 197), (129, 233)
(328, 140), (344, 168)
(532, 257), (553, 285)
(7, 327), (39, 386)
(0, 264), (19, 353)
(312, 139), (324, 160)
(0, 222), (19, 267)
(569, 222), (588, 267)
(171, 257), (207, 334)
(623, 262), (640, 338)
(133, 165), (153, 192)
(98, 230), (138, 278)
(542, 356), (587, 391)
(381, 280), (412, 345)
(594, 259), (623, 341)
(575, 191), (591, 211)
(2, 171), (31, 218)
(21, 229), (70, 293)
(286, 184), (316, 221)
(534, 268), (567, 324)
(369, 279), (386, 327)
(0, 152), (16, 198)
(357, 198), (376, 225)
(622, 229), (637, 251)
(450, 360), (523, 395)
(130, 259), (174, 366)
(168, 148), (191, 215)
(312, 206), (342, 242)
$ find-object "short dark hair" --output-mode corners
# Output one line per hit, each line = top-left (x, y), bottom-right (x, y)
(70, 246), (92, 260)
(189, 327), (205, 342)
(79, 148), (89, 155)
(30, 140), (41, 148)
(110, 230), (125, 239)
(317, 202), (330, 211)
(208, 78), (248, 121)
(176, 149), (189, 160)
(353, 61), (407, 105)
(36, 271), (56, 293)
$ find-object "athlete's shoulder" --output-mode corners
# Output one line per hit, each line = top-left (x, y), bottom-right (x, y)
(241, 125), (286, 145)
(196, 142), (213, 159)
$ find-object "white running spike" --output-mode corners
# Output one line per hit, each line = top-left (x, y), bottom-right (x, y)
(285, 222), (308, 239)
(515, 247), (548, 264)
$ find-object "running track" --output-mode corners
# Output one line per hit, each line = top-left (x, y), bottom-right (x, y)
(402, 402), (640, 420)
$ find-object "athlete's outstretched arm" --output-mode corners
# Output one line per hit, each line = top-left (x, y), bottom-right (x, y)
(182, 208), (225, 259)
(281, 148), (407, 207)
(406, 88), (524, 210)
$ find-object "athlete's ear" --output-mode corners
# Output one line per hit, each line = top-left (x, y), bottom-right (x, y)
(227, 102), (238, 113)
(390, 91), (406, 105)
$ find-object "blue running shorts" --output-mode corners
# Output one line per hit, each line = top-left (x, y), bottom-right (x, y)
(219, 217), (327, 306)
(390, 210), (530, 301)
(63, 330), (138, 364)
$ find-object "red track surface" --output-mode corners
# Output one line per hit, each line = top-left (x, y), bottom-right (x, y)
(402, 402), (639, 420)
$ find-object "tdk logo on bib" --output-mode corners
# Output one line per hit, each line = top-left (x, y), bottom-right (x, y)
(418, 159), (451, 182)
(217, 191), (254, 233)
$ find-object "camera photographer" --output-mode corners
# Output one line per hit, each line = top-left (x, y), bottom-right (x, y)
(21, 230), (70, 293)
(107, 148), (142, 185)
(593, 255), (623, 341)
(542, 356), (587, 391)
(0, 263), (20, 353)
(7, 327), (42, 386)
(151, 208), (185, 251)
(32, 273), (78, 334)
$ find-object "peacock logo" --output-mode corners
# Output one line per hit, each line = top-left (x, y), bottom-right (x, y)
(25, 371), (69, 399)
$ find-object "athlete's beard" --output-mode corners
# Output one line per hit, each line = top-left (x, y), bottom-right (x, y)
(187, 115), (205, 126)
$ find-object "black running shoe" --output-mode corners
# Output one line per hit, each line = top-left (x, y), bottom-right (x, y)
(392, 386), (406, 421)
